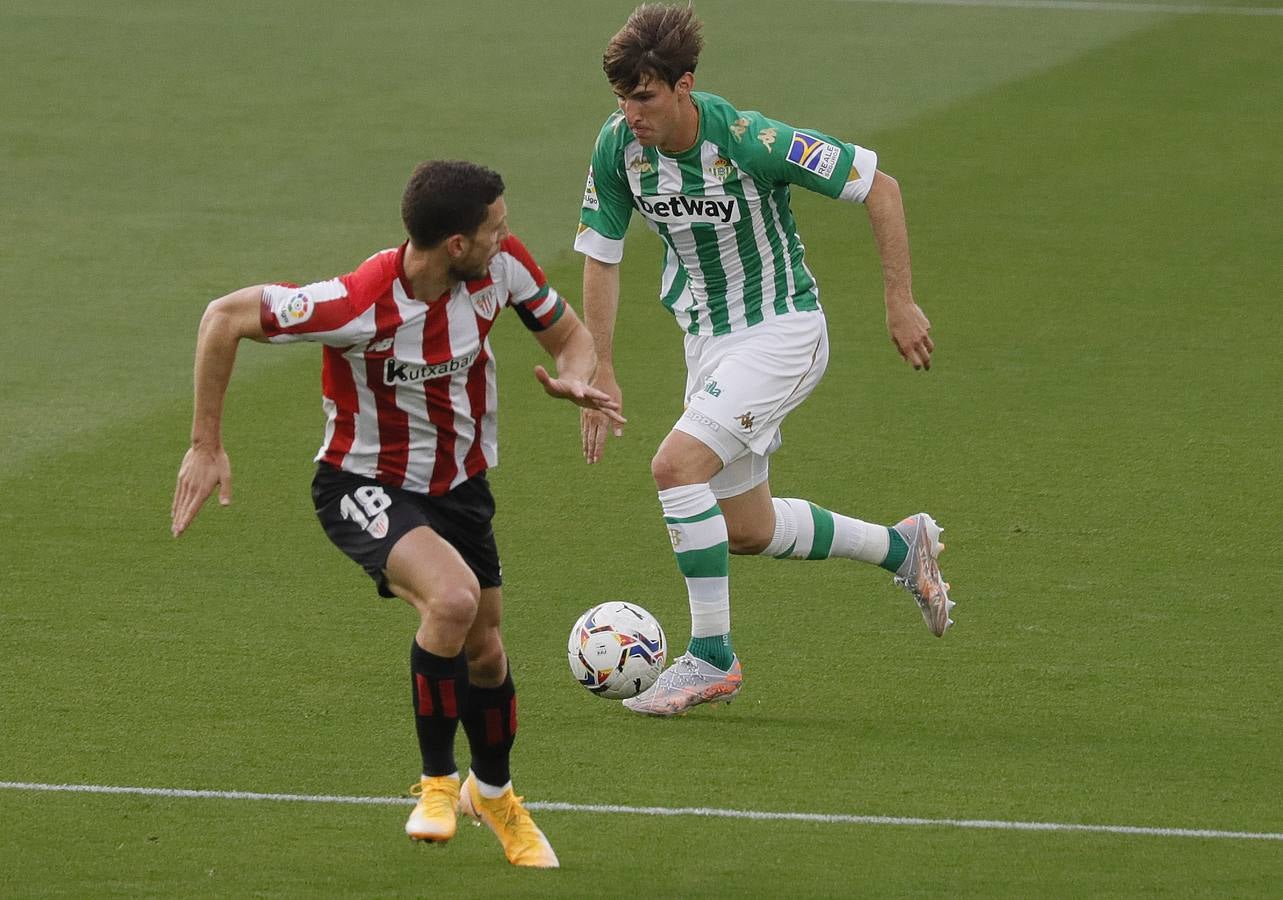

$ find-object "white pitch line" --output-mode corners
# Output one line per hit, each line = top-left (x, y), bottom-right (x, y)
(839, 0), (1283, 16)
(3, 781), (1282, 843)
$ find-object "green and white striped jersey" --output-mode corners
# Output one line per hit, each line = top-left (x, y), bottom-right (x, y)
(575, 91), (878, 336)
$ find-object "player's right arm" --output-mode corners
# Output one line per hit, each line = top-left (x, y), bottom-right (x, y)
(581, 256), (623, 464)
(171, 286), (268, 537)
(575, 113), (635, 464)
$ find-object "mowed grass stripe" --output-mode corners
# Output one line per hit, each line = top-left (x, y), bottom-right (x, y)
(5, 782), (1282, 842)
(841, 0), (1283, 16)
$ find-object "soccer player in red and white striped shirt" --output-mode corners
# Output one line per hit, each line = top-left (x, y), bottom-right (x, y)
(171, 160), (622, 868)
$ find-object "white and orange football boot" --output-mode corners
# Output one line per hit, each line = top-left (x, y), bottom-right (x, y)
(892, 513), (955, 637)
(622, 652), (743, 716)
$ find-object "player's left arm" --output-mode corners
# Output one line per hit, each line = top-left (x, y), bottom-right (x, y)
(757, 115), (934, 370)
(865, 170), (933, 370)
(531, 309), (625, 424)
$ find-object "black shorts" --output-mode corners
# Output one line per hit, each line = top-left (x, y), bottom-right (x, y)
(312, 463), (502, 598)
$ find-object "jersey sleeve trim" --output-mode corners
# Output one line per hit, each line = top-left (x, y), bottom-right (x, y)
(837, 146), (879, 203)
(574, 225), (625, 264)
(513, 286), (567, 331)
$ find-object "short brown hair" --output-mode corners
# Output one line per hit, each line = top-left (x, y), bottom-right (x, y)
(401, 160), (505, 249)
(603, 3), (704, 94)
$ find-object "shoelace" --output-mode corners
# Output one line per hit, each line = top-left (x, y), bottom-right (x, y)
(409, 781), (456, 813)
(492, 793), (545, 845)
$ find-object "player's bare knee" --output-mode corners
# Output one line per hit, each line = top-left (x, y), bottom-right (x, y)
(427, 581), (480, 632)
(651, 449), (696, 489)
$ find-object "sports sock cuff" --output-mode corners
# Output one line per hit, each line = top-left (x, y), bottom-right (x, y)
(411, 641), (466, 677)
(474, 775), (512, 799)
(658, 482), (718, 519)
(763, 497), (800, 557)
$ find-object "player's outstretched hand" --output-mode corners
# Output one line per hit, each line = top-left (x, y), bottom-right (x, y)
(886, 299), (935, 370)
(570, 369), (625, 465)
(534, 364), (626, 459)
(171, 445), (232, 537)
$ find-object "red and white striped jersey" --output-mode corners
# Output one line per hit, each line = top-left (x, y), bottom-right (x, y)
(260, 235), (566, 495)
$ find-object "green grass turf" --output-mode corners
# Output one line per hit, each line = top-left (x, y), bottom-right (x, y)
(3, 1), (1282, 896)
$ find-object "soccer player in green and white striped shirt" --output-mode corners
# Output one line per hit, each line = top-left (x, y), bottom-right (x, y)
(576, 4), (955, 717)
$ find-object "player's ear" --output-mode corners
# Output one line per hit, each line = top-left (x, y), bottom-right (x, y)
(445, 234), (467, 259)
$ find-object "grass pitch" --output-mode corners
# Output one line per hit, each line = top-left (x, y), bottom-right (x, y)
(2, 1), (1281, 896)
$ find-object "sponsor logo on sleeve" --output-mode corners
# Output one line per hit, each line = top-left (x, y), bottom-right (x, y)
(634, 193), (740, 225)
(582, 167), (599, 211)
(786, 132), (842, 179)
(757, 127), (778, 153)
(273, 291), (314, 328)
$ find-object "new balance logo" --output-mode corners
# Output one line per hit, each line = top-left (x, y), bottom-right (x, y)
(384, 353), (477, 385)
(635, 193), (740, 225)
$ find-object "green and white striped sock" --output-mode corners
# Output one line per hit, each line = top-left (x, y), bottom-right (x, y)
(762, 497), (902, 571)
(658, 483), (734, 670)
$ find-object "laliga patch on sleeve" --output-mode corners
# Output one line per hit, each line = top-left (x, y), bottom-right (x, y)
(273, 290), (315, 328)
(786, 132), (842, 180)
(582, 167), (600, 211)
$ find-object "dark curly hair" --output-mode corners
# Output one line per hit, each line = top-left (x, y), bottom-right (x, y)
(401, 160), (505, 249)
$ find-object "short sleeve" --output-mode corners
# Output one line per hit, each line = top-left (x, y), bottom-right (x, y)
(260, 277), (377, 346)
(749, 112), (878, 204)
(575, 114), (635, 263)
(498, 235), (567, 332)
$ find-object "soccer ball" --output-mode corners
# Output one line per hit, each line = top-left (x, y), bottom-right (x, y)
(567, 602), (667, 700)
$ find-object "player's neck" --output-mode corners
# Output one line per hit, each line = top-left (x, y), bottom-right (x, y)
(402, 244), (452, 301)
(658, 96), (700, 155)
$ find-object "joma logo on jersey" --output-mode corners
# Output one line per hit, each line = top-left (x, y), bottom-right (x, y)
(635, 193), (740, 225)
(384, 353), (477, 385)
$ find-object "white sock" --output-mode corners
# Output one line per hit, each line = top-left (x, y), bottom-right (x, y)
(762, 497), (889, 564)
(473, 772), (511, 799)
(658, 483), (730, 638)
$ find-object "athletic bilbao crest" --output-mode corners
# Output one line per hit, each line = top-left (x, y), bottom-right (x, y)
(470, 286), (498, 319)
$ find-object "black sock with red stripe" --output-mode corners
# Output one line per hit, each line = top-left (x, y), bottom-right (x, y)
(460, 668), (517, 788)
(409, 641), (468, 777)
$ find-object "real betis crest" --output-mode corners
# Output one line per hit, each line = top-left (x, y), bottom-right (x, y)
(706, 156), (734, 182)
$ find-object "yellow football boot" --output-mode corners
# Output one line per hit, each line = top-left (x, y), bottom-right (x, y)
(405, 775), (460, 842)
(458, 772), (559, 868)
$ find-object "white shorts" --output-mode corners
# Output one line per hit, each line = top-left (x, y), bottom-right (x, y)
(672, 311), (829, 499)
